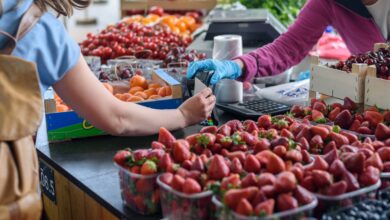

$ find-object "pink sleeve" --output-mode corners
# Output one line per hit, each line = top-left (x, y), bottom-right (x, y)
(237, 0), (332, 81)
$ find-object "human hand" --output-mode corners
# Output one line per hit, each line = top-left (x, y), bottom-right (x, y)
(178, 88), (216, 126)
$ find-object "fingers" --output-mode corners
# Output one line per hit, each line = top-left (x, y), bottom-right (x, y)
(186, 59), (214, 79)
(210, 72), (222, 85)
(198, 87), (213, 98)
(186, 62), (199, 79)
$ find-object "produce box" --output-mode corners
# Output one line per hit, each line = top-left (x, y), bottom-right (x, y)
(121, 0), (217, 13)
(310, 56), (368, 104)
(45, 69), (182, 142)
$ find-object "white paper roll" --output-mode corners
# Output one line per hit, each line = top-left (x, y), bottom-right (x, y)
(213, 35), (243, 60)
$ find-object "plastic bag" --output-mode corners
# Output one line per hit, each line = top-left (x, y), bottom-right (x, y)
(256, 79), (309, 106)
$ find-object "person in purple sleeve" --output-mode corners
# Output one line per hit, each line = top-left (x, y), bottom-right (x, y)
(187, 0), (389, 84)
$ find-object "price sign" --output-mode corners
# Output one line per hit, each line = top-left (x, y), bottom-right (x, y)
(39, 161), (56, 204)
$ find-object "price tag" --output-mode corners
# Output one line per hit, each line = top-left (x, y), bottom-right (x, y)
(39, 161), (56, 204)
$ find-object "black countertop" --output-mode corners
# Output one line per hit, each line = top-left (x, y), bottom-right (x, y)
(36, 109), (237, 219)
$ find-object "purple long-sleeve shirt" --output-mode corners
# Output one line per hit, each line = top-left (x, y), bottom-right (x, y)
(237, 0), (386, 81)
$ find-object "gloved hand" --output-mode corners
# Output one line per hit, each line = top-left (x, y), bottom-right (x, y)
(186, 59), (242, 85)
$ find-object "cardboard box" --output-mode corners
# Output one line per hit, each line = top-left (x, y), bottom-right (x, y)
(45, 69), (182, 141)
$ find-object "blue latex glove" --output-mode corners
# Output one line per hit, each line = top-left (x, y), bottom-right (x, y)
(186, 59), (242, 85)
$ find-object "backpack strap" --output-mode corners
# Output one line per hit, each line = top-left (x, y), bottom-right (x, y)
(0, 4), (43, 55)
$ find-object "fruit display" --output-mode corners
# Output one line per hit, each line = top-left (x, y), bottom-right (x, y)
(323, 200), (390, 220)
(290, 97), (390, 136)
(330, 45), (390, 80)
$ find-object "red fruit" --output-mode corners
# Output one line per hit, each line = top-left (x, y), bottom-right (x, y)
(113, 149), (131, 166)
(271, 137), (289, 148)
(182, 178), (202, 194)
(230, 157), (244, 174)
(301, 176), (316, 192)
(243, 120), (259, 133)
(176, 167), (189, 178)
(285, 150), (303, 163)
(130, 166), (140, 174)
(171, 175), (185, 192)
(364, 111), (384, 126)
(277, 194), (298, 211)
(290, 105), (304, 117)
(325, 181), (348, 196)
(241, 132), (258, 146)
(310, 135), (324, 149)
(384, 161), (390, 172)
(313, 102), (327, 114)
(146, 149), (165, 161)
(344, 153), (365, 174)
(182, 160), (192, 170)
(196, 133), (216, 148)
(359, 166), (380, 187)
(323, 149), (339, 165)
(290, 166), (304, 183)
(377, 147), (390, 162)
(159, 173), (173, 185)
(296, 127), (312, 142)
(257, 173), (276, 187)
(254, 199), (275, 216)
(328, 107), (341, 121)
(221, 174), (241, 191)
(251, 190), (267, 207)
(334, 110), (353, 129)
(273, 145), (287, 158)
(226, 120), (244, 132)
(302, 149), (311, 164)
(266, 153), (286, 174)
(358, 127), (373, 135)
(208, 155), (230, 180)
(236, 198), (253, 216)
(218, 125), (232, 136)
(191, 157), (205, 172)
(342, 171), (360, 192)
(172, 140), (191, 163)
(151, 141), (166, 150)
(329, 132), (350, 148)
(200, 126), (218, 134)
(375, 123), (390, 140)
(312, 109), (326, 123)
(225, 151), (246, 164)
(274, 171), (297, 193)
(280, 129), (293, 139)
(294, 185), (313, 205)
(365, 153), (384, 171)
(187, 170), (201, 182)
(323, 141), (337, 155)
(298, 137), (310, 150)
(185, 134), (198, 146)
(311, 126), (330, 139)
(149, 6), (164, 16)
(339, 145), (358, 153)
(244, 155), (261, 173)
(140, 160), (158, 175)
(254, 138), (271, 153)
(224, 187), (258, 209)
(343, 97), (358, 111)
(349, 120), (361, 132)
(261, 185), (276, 198)
(242, 173), (258, 188)
(135, 178), (154, 193)
(158, 127), (176, 149)
(307, 156), (329, 171)
(257, 115), (272, 129)
(312, 170), (332, 188)
(133, 149), (148, 162)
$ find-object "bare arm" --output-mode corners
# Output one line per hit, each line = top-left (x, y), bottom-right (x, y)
(54, 55), (215, 136)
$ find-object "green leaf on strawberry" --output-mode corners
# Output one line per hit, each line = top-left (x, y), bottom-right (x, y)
(232, 132), (245, 145)
(196, 134), (210, 147)
(258, 210), (268, 217)
(315, 118), (327, 124)
(288, 139), (297, 150)
(207, 182), (222, 196)
(332, 125), (341, 133)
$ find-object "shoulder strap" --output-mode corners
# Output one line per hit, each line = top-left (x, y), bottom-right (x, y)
(0, 4), (43, 55)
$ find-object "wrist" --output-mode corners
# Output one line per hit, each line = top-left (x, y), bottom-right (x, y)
(177, 108), (189, 128)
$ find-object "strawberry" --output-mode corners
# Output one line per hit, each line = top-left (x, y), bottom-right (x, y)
(310, 135), (324, 149)
(312, 109), (326, 123)
(344, 152), (365, 174)
(251, 190), (267, 207)
(133, 195), (145, 212)
(224, 187), (258, 209)
(261, 185), (276, 198)
(187, 170), (201, 182)
(158, 127), (176, 149)
(384, 161), (390, 172)
(323, 141), (337, 155)
(191, 157), (205, 172)
(274, 171), (297, 193)
(176, 167), (190, 178)
(357, 148), (374, 160)
(208, 155), (230, 180)
(171, 174), (185, 192)
(375, 123), (390, 140)
(312, 170), (332, 188)
(151, 141), (166, 150)
(130, 166), (140, 174)
(311, 126), (329, 139)
(302, 150), (311, 164)
(364, 111), (384, 126)
(334, 110), (353, 129)
(226, 120), (244, 132)
(210, 143), (223, 154)
(266, 153), (286, 174)
(183, 178), (202, 194)
(254, 199), (275, 216)
(133, 149), (148, 162)
(365, 153), (384, 171)
(217, 125), (232, 136)
(254, 138), (271, 153)
(323, 149), (339, 165)
(340, 131), (358, 144)
(313, 101), (327, 114)
(339, 145), (358, 154)
(301, 176), (316, 192)
(146, 149), (165, 161)
(285, 149), (303, 163)
(372, 140), (384, 150)
(140, 160), (158, 175)
(182, 160), (192, 170)
(242, 173), (258, 188)
(296, 126), (312, 142)
(243, 120), (259, 133)
(230, 157), (244, 174)
(343, 97), (358, 111)
(294, 185), (313, 205)
(272, 118), (290, 130)
(329, 132), (350, 148)
(290, 166), (304, 183)
(257, 173), (276, 187)
(113, 149), (132, 166)
(349, 120), (361, 132)
(225, 151), (246, 164)
(359, 166), (380, 187)
(200, 126), (218, 134)
(244, 155), (261, 173)
(290, 105), (304, 117)
(328, 107), (341, 121)
(298, 137), (310, 150)
(357, 127), (373, 135)
(135, 177), (154, 193)
(280, 129), (293, 140)
(241, 132), (258, 146)
(306, 156), (329, 171)
(217, 135), (233, 148)
(236, 198), (253, 216)
(377, 147), (390, 162)
(196, 133), (216, 148)
(273, 145), (287, 158)
(258, 115), (272, 129)
(270, 137), (289, 148)
(172, 140), (191, 163)
(221, 174), (241, 191)
(311, 98), (326, 107)
(325, 181), (348, 196)
(277, 194), (298, 211)
(331, 102), (343, 110)
(342, 171), (360, 192)
(158, 154), (174, 173)
(159, 173), (173, 185)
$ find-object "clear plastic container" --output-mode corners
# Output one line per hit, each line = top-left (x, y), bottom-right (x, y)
(313, 180), (381, 215)
(156, 175), (214, 220)
(380, 173), (390, 189)
(115, 162), (160, 215)
(212, 193), (318, 220)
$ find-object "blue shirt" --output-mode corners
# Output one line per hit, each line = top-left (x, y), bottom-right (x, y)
(0, 0), (80, 94)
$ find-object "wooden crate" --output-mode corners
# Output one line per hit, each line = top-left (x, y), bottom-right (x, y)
(309, 56), (368, 104)
(121, 0), (217, 16)
(364, 43), (390, 109)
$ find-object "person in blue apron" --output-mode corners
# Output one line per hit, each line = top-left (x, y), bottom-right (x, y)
(0, 0), (216, 142)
